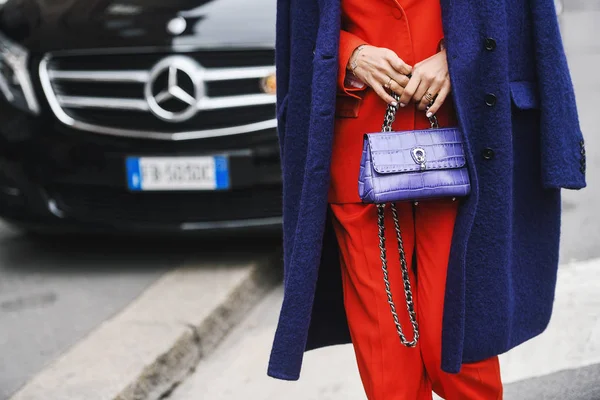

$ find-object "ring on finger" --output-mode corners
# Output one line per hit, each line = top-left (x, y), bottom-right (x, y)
(424, 92), (435, 103)
(384, 77), (393, 89)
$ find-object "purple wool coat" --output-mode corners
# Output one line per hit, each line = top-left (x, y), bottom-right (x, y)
(267, 0), (586, 380)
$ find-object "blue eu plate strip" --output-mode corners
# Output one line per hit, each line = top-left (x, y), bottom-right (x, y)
(126, 157), (142, 191)
(214, 156), (230, 190)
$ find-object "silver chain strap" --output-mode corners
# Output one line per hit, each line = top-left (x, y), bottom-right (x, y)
(382, 92), (439, 132)
(377, 203), (419, 347)
(375, 90), (440, 347)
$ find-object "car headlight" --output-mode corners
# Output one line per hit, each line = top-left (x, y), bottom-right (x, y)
(0, 31), (39, 114)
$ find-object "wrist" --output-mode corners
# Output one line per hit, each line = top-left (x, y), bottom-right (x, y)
(348, 44), (368, 74)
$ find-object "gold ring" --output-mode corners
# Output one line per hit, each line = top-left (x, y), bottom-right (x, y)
(385, 77), (393, 89)
(424, 92), (434, 102)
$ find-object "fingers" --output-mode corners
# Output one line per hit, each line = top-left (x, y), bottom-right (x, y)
(426, 80), (451, 117)
(385, 50), (412, 76)
(351, 46), (414, 106)
(398, 72), (421, 107)
(378, 73), (408, 98)
(383, 68), (410, 92)
(383, 50), (411, 93)
(416, 77), (444, 111)
(395, 51), (450, 110)
(368, 71), (399, 105)
(387, 78), (406, 98)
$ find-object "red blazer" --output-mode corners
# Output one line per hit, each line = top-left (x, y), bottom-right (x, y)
(328, 0), (457, 203)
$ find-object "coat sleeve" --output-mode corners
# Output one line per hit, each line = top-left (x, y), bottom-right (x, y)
(275, 0), (291, 154)
(338, 30), (369, 98)
(530, 0), (586, 190)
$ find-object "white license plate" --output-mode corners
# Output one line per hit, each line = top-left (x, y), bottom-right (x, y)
(126, 156), (229, 191)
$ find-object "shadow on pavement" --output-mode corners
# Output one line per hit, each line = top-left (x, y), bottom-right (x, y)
(0, 224), (282, 274)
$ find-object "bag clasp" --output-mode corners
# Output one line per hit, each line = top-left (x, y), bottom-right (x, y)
(411, 147), (427, 170)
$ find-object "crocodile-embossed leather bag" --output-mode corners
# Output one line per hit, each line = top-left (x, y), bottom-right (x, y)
(357, 93), (471, 348)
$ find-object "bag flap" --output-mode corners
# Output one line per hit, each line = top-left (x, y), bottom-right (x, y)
(366, 128), (467, 174)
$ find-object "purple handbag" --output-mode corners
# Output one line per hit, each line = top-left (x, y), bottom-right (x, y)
(357, 93), (471, 348)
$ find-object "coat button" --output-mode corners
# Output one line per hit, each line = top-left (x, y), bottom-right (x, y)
(482, 148), (495, 160)
(485, 93), (497, 107)
(484, 38), (496, 51)
(391, 7), (403, 19)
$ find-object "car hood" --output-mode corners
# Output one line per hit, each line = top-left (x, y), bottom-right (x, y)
(0, 0), (276, 52)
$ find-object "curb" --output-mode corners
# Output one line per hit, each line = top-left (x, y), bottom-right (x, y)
(9, 250), (282, 400)
(117, 255), (281, 400)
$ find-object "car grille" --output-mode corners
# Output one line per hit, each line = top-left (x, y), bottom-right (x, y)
(39, 49), (277, 141)
(50, 184), (283, 225)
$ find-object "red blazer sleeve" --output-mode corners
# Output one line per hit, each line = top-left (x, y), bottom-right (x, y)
(338, 30), (368, 98)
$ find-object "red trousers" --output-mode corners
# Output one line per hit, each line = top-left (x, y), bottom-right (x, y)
(330, 200), (503, 400)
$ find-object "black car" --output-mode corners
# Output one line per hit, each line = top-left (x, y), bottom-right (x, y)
(0, 0), (283, 233)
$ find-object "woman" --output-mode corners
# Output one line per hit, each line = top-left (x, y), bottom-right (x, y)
(268, 0), (586, 398)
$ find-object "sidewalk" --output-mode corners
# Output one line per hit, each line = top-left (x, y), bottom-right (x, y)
(166, 258), (600, 400)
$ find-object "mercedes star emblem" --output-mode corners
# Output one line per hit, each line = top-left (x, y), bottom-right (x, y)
(144, 56), (204, 122)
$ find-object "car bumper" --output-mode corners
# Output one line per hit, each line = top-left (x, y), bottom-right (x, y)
(0, 112), (283, 234)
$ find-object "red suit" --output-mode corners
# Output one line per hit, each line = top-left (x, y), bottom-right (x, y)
(328, 0), (503, 398)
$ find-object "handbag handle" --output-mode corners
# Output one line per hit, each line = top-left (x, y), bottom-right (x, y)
(382, 92), (439, 132)
(377, 90), (436, 348)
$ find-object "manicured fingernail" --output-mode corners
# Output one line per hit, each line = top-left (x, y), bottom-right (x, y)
(426, 112), (433, 118)
(391, 101), (398, 107)
(399, 103), (406, 107)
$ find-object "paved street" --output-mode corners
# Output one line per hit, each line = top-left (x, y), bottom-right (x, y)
(0, 228), (190, 400)
(0, 226), (278, 400)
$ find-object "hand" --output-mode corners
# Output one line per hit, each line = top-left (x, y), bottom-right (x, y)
(398, 49), (451, 116)
(347, 45), (412, 105)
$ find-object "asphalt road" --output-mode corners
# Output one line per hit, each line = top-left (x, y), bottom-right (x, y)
(0, 229), (197, 400)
